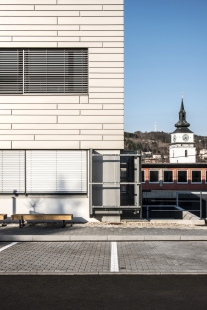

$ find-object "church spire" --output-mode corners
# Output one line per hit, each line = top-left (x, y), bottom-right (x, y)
(174, 97), (190, 128)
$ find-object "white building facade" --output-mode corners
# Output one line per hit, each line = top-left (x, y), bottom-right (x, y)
(0, 0), (124, 221)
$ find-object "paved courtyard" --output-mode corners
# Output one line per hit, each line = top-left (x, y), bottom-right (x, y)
(1, 222), (207, 236)
(0, 241), (207, 274)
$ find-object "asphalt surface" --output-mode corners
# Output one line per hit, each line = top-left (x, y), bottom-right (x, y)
(0, 275), (207, 310)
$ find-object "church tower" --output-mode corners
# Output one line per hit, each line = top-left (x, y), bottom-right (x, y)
(169, 97), (196, 163)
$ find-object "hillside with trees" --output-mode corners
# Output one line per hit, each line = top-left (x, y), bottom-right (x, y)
(124, 131), (207, 162)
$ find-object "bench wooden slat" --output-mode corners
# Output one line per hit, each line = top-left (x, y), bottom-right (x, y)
(11, 214), (73, 221)
(0, 214), (7, 220)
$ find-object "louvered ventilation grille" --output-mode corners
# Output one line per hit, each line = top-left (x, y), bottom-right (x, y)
(0, 48), (88, 94)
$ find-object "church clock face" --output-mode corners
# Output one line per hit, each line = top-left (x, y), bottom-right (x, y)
(173, 134), (176, 142)
(182, 134), (189, 141)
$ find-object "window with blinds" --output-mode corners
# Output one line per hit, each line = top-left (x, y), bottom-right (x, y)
(0, 48), (88, 94)
(0, 50), (23, 94)
(26, 150), (87, 194)
(0, 150), (87, 194)
(0, 151), (25, 193)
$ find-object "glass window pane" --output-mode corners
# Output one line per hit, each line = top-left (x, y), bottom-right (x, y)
(178, 171), (187, 183)
(164, 171), (173, 182)
(142, 171), (145, 182)
(150, 171), (158, 182)
(192, 171), (201, 183)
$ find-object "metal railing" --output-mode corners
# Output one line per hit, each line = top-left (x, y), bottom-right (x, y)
(142, 205), (203, 220)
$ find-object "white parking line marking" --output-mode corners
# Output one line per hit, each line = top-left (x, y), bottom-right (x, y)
(111, 242), (119, 272)
(0, 242), (18, 252)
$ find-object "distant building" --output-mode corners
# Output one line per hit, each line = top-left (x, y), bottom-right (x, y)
(200, 149), (207, 160)
(153, 154), (161, 159)
(169, 98), (196, 163)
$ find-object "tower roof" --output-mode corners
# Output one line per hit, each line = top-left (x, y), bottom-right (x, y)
(173, 98), (193, 133)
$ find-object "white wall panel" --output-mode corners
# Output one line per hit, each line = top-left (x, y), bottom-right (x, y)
(89, 99), (124, 104)
(81, 110), (123, 116)
(103, 42), (124, 47)
(58, 115), (123, 123)
(0, 124), (11, 129)
(80, 25), (123, 30)
(0, 0), (56, 3)
(0, 116), (56, 123)
(0, 141), (11, 149)
(13, 124), (102, 130)
(13, 37), (79, 42)
(0, 110), (11, 115)
(58, 31), (123, 37)
(0, 5), (35, 10)
(1, 96), (80, 104)
(58, 17), (123, 24)
(0, 130), (79, 135)
(35, 5), (102, 10)
(58, 42), (103, 48)
(12, 110), (79, 116)
(0, 42), (58, 48)
(0, 135), (34, 140)
(57, 104), (102, 109)
(0, 31), (57, 36)
(0, 25), (79, 31)
(103, 5), (123, 10)
(103, 124), (124, 129)
(58, 0), (123, 5)
(0, 104), (57, 110)
(35, 135), (102, 141)
(89, 62), (123, 68)
(80, 11), (123, 17)
(0, 17), (57, 24)
(12, 141), (79, 149)
(0, 11), (79, 16)
(81, 141), (123, 149)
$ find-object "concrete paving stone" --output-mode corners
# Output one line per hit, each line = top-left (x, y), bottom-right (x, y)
(108, 235), (145, 241)
(70, 235), (108, 241)
(32, 235), (70, 241)
(0, 235), (33, 242)
(117, 241), (207, 273)
(144, 235), (181, 241)
(1, 223), (207, 239)
(1, 240), (207, 274)
(181, 236), (207, 240)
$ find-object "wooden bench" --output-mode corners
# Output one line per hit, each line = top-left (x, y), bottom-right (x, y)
(11, 214), (73, 228)
(0, 214), (7, 221)
(0, 214), (7, 227)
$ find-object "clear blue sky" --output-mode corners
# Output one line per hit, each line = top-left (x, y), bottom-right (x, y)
(124, 0), (207, 136)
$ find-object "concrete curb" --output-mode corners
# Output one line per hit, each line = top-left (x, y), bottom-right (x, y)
(1, 235), (207, 242)
(0, 271), (207, 275)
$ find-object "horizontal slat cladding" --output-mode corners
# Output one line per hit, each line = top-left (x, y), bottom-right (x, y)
(0, 150), (25, 193)
(26, 150), (87, 193)
(0, 1), (124, 150)
(0, 48), (88, 94)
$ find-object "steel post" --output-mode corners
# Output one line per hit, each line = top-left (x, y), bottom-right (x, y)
(89, 149), (93, 217)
